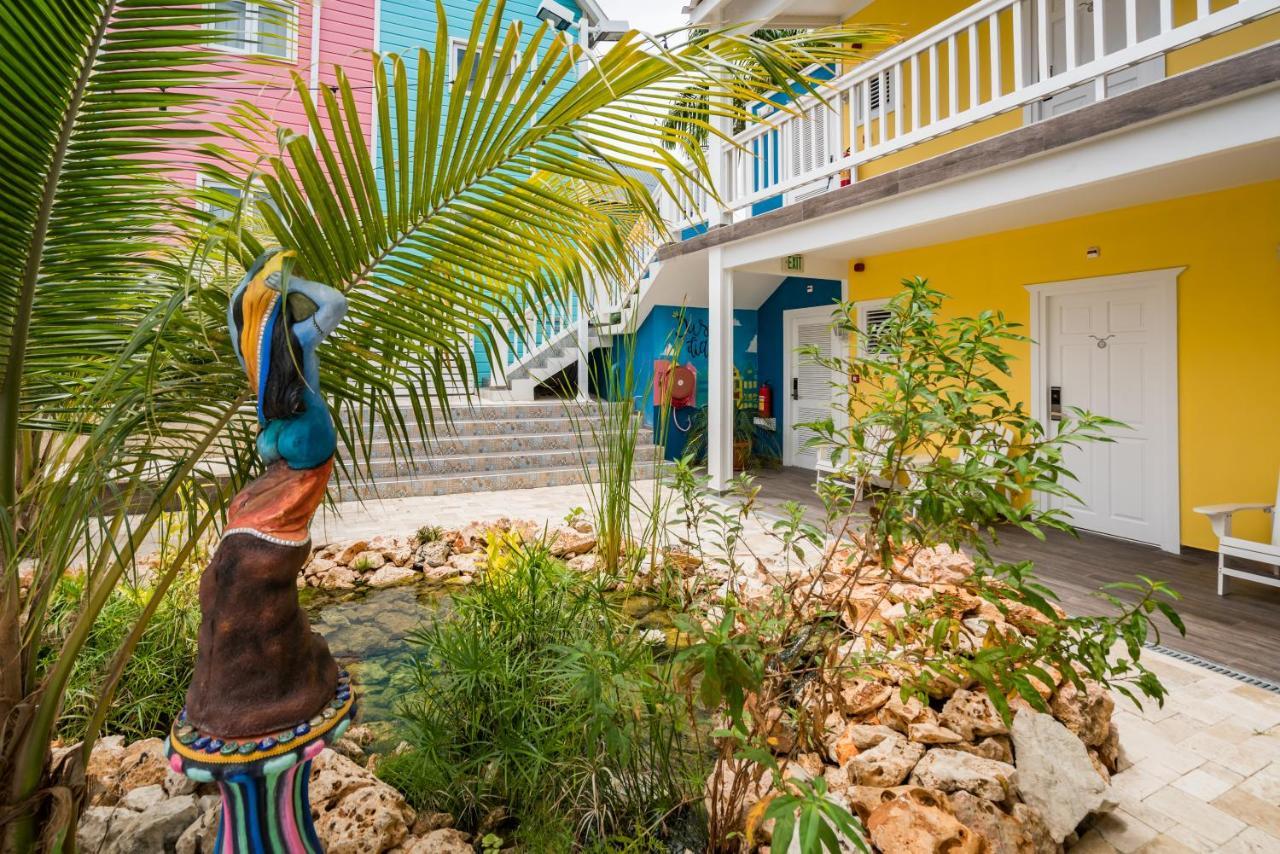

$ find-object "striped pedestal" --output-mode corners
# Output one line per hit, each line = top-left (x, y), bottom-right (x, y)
(165, 674), (356, 854)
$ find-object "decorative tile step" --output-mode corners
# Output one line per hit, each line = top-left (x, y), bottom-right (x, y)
(356, 444), (662, 479)
(333, 462), (661, 501)
(388, 400), (629, 422)
(353, 429), (656, 459)
(362, 413), (643, 442)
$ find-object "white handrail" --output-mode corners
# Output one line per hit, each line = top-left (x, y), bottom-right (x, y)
(717, 0), (1278, 215)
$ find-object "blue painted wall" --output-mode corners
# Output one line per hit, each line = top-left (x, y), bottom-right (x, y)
(620, 304), (759, 460)
(755, 276), (842, 459)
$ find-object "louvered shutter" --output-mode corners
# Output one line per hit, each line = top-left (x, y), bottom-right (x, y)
(859, 304), (893, 360)
(791, 319), (834, 466)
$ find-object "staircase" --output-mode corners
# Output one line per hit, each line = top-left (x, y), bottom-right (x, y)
(334, 400), (662, 500)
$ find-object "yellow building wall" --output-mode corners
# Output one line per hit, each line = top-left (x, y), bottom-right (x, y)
(840, 1), (1280, 180)
(844, 180), (1280, 552)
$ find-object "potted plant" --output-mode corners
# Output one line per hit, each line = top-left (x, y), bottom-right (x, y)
(683, 406), (756, 470)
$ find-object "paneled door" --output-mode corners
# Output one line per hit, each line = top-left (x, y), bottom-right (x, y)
(1036, 271), (1180, 551)
(783, 306), (839, 469)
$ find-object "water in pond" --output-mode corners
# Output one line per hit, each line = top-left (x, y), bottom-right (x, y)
(304, 583), (451, 727)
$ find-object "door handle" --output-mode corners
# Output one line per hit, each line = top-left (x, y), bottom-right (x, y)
(791, 378), (799, 400)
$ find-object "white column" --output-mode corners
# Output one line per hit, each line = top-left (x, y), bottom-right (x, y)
(707, 247), (734, 491)
(706, 16), (732, 228)
(576, 283), (590, 402)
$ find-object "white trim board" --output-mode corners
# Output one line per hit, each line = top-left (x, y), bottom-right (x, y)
(1026, 267), (1183, 553)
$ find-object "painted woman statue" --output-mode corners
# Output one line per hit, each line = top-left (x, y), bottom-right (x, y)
(168, 249), (355, 852)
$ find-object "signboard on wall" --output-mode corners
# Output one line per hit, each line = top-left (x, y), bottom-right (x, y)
(783, 254), (804, 272)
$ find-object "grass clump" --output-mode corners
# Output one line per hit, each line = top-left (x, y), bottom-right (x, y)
(40, 568), (201, 744)
(378, 541), (696, 850)
(414, 524), (444, 544)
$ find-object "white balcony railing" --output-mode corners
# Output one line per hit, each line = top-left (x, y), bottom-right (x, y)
(711, 0), (1278, 217)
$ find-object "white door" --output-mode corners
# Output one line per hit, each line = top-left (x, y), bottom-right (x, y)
(1028, 0), (1164, 120)
(1038, 272), (1179, 551)
(783, 306), (839, 469)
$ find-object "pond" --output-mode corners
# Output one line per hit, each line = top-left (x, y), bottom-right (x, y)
(304, 582), (451, 730)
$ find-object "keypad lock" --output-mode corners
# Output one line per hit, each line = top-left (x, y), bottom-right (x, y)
(1049, 386), (1063, 421)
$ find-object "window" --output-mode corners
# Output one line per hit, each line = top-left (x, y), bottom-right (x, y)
(448, 38), (519, 93)
(856, 74), (895, 121)
(856, 299), (893, 360)
(198, 176), (274, 219)
(209, 1), (295, 60)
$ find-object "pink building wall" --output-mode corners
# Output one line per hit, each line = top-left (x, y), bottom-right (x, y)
(171, 0), (377, 195)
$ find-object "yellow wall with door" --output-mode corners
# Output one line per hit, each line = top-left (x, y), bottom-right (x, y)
(844, 180), (1280, 551)
(840, 1), (1280, 179)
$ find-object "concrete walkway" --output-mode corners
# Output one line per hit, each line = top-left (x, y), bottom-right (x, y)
(312, 484), (1280, 853)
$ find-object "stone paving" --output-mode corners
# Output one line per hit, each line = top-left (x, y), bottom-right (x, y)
(311, 482), (1280, 852)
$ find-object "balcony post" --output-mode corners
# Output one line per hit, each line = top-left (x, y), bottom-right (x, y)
(708, 247), (734, 491)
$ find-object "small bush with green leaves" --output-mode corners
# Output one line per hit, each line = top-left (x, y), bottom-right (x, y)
(378, 542), (697, 849)
(414, 524), (444, 544)
(39, 568), (201, 744)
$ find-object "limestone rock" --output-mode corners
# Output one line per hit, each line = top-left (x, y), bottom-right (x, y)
(401, 828), (473, 853)
(567, 552), (603, 573)
(447, 552), (486, 575)
(310, 749), (416, 853)
(86, 735), (128, 806)
(119, 783), (167, 812)
(949, 790), (1036, 854)
(419, 540), (451, 568)
(704, 758), (773, 832)
(910, 748), (1015, 801)
(367, 564), (417, 588)
(76, 806), (133, 852)
(846, 734), (925, 787)
(550, 527), (596, 557)
(865, 787), (983, 854)
(163, 768), (199, 797)
(351, 550), (387, 571)
(176, 803), (220, 854)
(941, 688), (1009, 740)
(116, 737), (168, 796)
(907, 722), (964, 744)
(109, 795), (199, 854)
(335, 540), (369, 565)
(423, 563), (461, 583)
(952, 735), (1015, 765)
(317, 565), (360, 590)
(837, 679), (893, 716)
(828, 723), (899, 764)
(1011, 709), (1115, 843)
(1049, 679), (1114, 748)
(879, 694), (934, 733)
(1010, 802), (1060, 854)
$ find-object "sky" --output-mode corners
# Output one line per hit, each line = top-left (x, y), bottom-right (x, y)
(598, 0), (689, 36)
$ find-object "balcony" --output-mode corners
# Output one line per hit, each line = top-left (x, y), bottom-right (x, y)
(680, 0), (1280, 227)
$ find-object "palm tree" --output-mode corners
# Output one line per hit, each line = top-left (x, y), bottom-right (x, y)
(0, 0), (884, 847)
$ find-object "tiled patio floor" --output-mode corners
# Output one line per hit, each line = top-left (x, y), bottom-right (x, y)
(313, 480), (1280, 852)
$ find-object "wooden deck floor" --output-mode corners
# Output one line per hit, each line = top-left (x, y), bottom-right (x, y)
(747, 466), (1280, 683)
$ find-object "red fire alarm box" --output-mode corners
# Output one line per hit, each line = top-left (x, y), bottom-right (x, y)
(654, 360), (696, 409)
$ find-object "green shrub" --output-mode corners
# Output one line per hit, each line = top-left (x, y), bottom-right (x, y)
(378, 542), (696, 849)
(40, 568), (201, 744)
(414, 524), (444, 544)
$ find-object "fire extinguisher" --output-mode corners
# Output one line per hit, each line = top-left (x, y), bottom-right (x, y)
(758, 382), (773, 419)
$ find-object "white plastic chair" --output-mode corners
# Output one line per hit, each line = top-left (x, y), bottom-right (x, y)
(1194, 470), (1280, 596)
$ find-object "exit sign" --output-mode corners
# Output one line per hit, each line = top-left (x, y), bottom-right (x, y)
(784, 254), (804, 272)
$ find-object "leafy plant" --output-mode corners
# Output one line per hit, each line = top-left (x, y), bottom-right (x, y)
(379, 543), (696, 847)
(680, 406), (758, 468)
(414, 525), (444, 544)
(763, 778), (870, 854)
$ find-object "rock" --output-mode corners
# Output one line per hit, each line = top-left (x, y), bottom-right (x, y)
(86, 736), (128, 806)
(310, 750), (416, 854)
(879, 694), (935, 733)
(447, 552), (486, 575)
(401, 828), (473, 853)
(549, 527), (596, 558)
(119, 783), (167, 812)
(317, 565), (360, 590)
(110, 795), (199, 854)
(76, 806), (133, 852)
(846, 734), (925, 787)
(1095, 723), (1120, 773)
(567, 553), (603, 573)
(907, 722), (964, 744)
(410, 812), (456, 835)
(837, 679), (893, 716)
(865, 787), (983, 854)
(940, 688), (1009, 740)
(952, 735), (1014, 765)
(419, 540), (450, 568)
(949, 790), (1036, 854)
(163, 768), (199, 798)
(571, 518), (594, 534)
(910, 748), (1015, 801)
(423, 563), (461, 583)
(828, 723), (899, 764)
(367, 564), (417, 588)
(1049, 679), (1114, 748)
(386, 543), (415, 567)
(1010, 802), (1059, 854)
(351, 550), (387, 571)
(1011, 709), (1115, 843)
(335, 540), (369, 565)
(116, 737), (168, 796)
(175, 803), (220, 854)
(704, 758), (773, 832)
